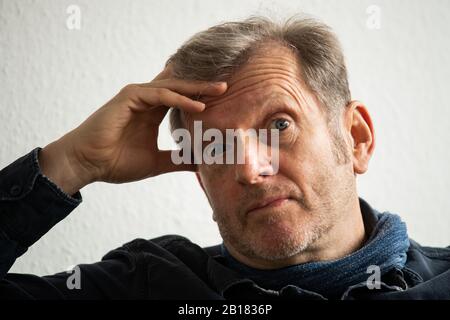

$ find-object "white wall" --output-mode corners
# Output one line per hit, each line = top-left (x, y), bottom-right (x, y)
(1, 0), (449, 276)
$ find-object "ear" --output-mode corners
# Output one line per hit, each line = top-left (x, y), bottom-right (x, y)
(344, 101), (376, 175)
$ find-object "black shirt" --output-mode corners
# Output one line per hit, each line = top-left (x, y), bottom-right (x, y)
(1, 148), (450, 299)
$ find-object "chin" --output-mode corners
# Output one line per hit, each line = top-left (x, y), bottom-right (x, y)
(219, 208), (325, 262)
(246, 225), (311, 261)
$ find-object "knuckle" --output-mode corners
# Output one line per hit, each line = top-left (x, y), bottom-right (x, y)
(120, 84), (139, 96)
(154, 88), (173, 102)
(155, 87), (169, 96)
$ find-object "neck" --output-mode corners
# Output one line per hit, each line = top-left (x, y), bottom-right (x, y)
(226, 196), (367, 270)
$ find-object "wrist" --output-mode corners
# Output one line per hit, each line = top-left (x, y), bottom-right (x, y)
(39, 138), (93, 195)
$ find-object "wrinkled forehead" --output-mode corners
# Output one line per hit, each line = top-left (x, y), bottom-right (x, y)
(201, 45), (303, 105)
(184, 45), (311, 131)
(185, 86), (294, 132)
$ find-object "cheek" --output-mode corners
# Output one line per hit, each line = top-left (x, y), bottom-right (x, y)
(199, 167), (233, 207)
(277, 151), (308, 193)
(278, 129), (334, 186)
(289, 123), (335, 164)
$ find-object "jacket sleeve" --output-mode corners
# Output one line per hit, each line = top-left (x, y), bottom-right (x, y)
(0, 148), (147, 299)
(0, 148), (82, 278)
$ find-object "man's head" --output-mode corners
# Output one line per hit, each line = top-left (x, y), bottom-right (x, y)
(167, 16), (375, 268)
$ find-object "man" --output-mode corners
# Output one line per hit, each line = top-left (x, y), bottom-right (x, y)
(0, 16), (449, 300)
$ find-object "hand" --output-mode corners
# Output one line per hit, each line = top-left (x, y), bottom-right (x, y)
(39, 65), (227, 194)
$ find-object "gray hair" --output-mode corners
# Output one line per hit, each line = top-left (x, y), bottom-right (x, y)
(167, 15), (352, 163)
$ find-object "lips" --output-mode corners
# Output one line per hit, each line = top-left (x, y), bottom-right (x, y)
(246, 196), (291, 214)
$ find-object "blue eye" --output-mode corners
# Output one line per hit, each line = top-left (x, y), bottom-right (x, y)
(271, 119), (290, 131)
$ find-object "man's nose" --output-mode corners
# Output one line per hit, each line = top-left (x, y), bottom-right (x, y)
(234, 134), (276, 185)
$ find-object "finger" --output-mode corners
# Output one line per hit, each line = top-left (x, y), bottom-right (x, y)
(156, 151), (198, 174)
(141, 79), (228, 98)
(133, 86), (206, 113)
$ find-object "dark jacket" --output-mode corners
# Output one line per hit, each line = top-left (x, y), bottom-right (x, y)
(0, 148), (449, 299)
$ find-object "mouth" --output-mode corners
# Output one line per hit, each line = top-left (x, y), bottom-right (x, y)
(246, 196), (292, 215)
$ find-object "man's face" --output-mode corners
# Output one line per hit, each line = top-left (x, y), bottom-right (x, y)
(185, 45), (356, 264)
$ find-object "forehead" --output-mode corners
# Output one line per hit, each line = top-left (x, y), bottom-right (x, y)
(201, 45), (303, 105)
(184, 44), (320, 130)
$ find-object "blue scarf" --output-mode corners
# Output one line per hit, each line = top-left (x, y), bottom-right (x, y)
(221, 199), (410, 298)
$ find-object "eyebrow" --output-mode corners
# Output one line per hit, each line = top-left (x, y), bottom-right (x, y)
(207, 94), (301, 132)
(259, 94), (300, 116)
(200, 95), (300, 134)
